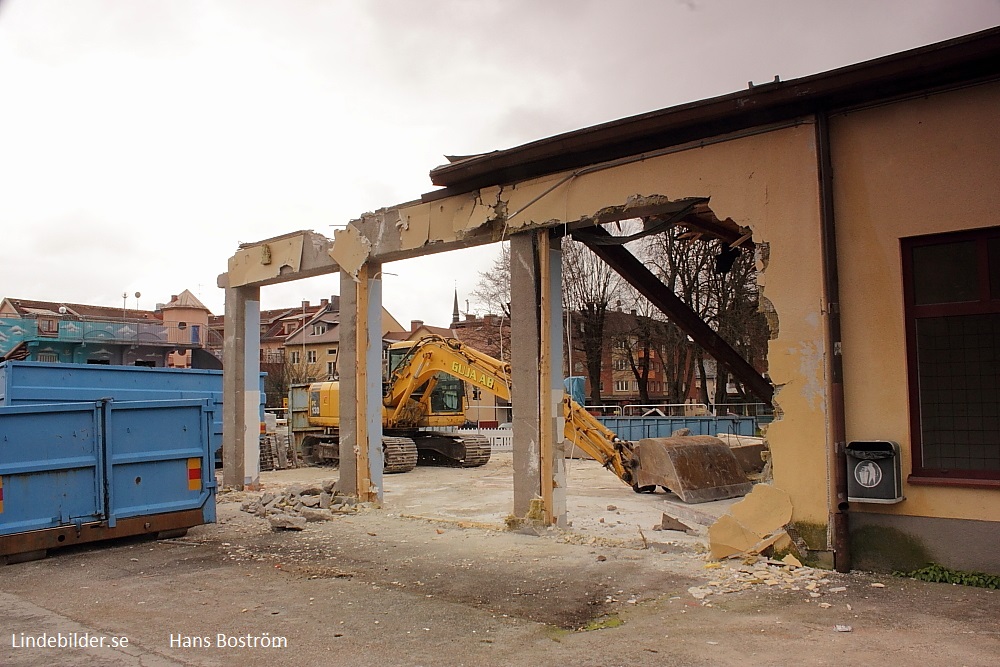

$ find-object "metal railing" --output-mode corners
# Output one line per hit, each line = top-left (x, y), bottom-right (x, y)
(7, 318), (207, 347)
(583, 401), (773, 419)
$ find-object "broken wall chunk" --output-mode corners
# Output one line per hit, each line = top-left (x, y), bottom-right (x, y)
(708, 484), (793, 560)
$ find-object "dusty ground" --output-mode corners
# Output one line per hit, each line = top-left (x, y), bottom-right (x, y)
(2, 453), (998, 666)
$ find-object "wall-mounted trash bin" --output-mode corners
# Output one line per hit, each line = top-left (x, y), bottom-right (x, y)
(846, 440), (903, 504)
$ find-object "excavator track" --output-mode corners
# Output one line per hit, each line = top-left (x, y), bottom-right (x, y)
(456, 434), (491, 468)
(413, 432), (493, 468)
(383, 436), (418, 474)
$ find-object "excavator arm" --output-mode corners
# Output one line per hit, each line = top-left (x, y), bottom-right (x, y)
(383, 336), (753, 502)
(384, 336), (637, 486)
(561, 396), (636, 486)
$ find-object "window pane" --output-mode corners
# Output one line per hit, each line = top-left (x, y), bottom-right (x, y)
(915, 314), (1000, 471)
(990, 237), (1000, 299)
(912, 241), (978, 305)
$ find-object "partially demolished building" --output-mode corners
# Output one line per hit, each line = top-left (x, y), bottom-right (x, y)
(221, 28), (1000, 574)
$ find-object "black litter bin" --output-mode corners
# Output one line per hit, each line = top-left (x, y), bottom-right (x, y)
(846, 440), (903, 504)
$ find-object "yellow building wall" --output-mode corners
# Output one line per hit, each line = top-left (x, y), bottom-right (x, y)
(395, 124), (832, 525)
(832, 81), (1000, 522)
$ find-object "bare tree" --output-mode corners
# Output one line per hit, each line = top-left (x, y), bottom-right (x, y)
(704, 242), (769, 407)
(471, 235), (624, 404)
(644, 228), (715, 405)
(262, 359), (324, 408)
(644, 226), (768, 410)
(562, 236), (623, 405)
(470, 243), (511, 319)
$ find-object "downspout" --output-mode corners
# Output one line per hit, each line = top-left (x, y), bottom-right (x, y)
(816, 111), (851, 573)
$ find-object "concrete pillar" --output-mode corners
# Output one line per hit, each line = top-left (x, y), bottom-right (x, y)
(338, 270), (358, 495)
(509, 231), (566, 525)
(222, 284), (261, 489)
(540, 234), (568, 526)
(339, 263), (384, 502)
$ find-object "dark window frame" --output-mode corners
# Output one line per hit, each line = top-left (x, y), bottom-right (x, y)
(37, 318), (59, 336)
(902, 226), (1000, 485)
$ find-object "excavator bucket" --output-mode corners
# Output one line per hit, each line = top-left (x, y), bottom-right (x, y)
(630, 436), (754, 503)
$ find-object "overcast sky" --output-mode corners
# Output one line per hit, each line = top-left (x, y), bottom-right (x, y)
(2, 0), (999, 327)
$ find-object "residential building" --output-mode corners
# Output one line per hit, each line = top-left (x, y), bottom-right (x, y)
(0, 290), (212, 367)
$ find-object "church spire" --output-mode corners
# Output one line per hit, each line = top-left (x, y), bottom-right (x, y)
(452, 286), (460, 324)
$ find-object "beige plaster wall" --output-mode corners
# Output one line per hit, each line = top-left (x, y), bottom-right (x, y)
(832, 81), (1000, 522)
(390, 124), (831, 525)
(160, 306), (210, 345)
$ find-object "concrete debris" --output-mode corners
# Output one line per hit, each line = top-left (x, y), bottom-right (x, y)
(300, 509), (333, 522)
(239, 479), (363, 531)
(781, 553), (803, 567)
(268, 515), (306, 531)
(685, 556), (849, 605)
(835, 625), (853, 633)
(688, 586), (709, 600)
(653, 512), (693, 533)
(707, 484), (794, 560)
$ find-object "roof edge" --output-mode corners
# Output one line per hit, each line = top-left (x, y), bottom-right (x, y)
(428, 26), (1000, 195)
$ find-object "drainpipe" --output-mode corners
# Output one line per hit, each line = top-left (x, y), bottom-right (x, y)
(817, 111), (851, 573)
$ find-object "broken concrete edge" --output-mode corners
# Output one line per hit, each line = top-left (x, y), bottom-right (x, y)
(504, 497), (550, 531)
(708, 484), (809, 563)
(330, 225), (373, 280)
(224, 190), (717, 292)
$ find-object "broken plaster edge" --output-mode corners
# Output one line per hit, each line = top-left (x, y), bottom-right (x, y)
(330, 225), (373, 280)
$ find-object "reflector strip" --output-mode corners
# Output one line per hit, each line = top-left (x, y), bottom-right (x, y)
(0, 476), (4, 513)
(187, 458), (202, 491)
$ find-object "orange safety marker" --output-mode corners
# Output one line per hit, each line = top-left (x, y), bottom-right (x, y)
(187, 458), (202, 491)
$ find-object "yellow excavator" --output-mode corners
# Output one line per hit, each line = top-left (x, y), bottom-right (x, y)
(291, 335), (752, 502)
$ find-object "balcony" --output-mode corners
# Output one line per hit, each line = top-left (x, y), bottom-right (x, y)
(19, 317), (207, 347)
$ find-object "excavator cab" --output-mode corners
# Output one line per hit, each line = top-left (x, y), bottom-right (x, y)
(386, 341), (467, 426)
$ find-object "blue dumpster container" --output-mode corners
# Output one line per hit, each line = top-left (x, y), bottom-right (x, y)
(0, 398), (216, 562)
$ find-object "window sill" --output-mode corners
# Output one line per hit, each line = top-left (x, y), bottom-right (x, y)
(907, 475), (1000, 489)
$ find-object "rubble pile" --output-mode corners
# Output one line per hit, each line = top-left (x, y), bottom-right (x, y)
(239, 479), (372, 531)
(687, 556), (861, 605)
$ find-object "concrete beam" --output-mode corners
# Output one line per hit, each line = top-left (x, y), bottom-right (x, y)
(224, 230), (336, 288)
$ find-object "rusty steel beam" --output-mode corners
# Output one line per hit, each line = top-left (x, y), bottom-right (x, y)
(572, 226), (773, 404)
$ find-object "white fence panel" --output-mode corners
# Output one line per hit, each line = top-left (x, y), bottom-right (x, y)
(457, 428), (513, 452)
